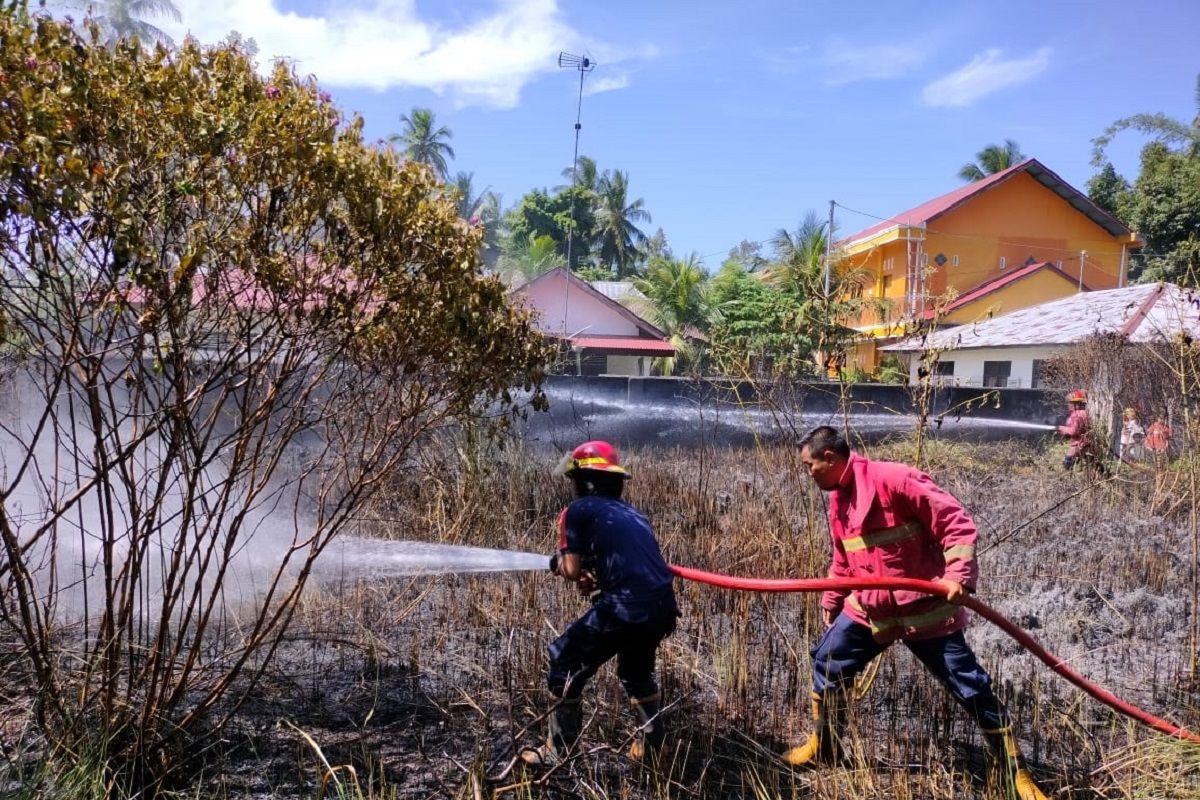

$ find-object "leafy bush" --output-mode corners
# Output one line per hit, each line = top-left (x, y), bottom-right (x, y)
(0, 8), (549, 793)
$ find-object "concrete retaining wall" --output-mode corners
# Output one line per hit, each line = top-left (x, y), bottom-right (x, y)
(546, 375), (1063, 426)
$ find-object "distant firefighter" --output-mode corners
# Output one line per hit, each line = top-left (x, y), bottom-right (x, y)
(1146, 416), (1173, 464)
(1057, 390), (1092, 470)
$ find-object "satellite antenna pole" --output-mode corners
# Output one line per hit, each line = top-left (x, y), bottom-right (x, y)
(557, 52), (595, 344)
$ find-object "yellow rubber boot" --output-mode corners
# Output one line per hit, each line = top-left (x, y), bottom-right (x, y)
(783, 692), (842, 767)
(982, 727), (1049, 800)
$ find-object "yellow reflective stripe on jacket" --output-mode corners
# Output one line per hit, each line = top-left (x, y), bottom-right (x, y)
(943, 544), (975, 562)
(868, 602), (960, 635)
(842, 521), (921, 553)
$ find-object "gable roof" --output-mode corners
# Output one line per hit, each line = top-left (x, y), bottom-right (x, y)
(885, 283), (1200, 352)
(920, 260), (1091, 321)
(844, 159), (1133, 248)
(512, 267), (669, 340)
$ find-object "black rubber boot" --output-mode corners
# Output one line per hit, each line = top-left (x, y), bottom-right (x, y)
(628, 693), (665, 762)
(521, 697), (582, 767)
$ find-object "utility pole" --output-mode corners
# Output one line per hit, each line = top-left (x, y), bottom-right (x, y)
(824, 199), (835, 297)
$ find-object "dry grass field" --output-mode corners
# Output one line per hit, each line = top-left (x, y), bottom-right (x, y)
(82, 433), (1191, 800)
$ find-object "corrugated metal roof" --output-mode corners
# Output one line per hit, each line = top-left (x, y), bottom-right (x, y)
(589, 280), (647, 302)
(843, 159), (1132, 247)
(885, 283), (1200, 351)
(569, 336), (676, 354)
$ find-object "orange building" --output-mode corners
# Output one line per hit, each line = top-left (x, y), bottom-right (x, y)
(838, 158), (1140, 371)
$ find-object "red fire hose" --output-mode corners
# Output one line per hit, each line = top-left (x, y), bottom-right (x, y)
(669, 564), (1200, 744)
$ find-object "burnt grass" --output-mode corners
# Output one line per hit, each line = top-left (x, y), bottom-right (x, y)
(32, 437), (1200, 798)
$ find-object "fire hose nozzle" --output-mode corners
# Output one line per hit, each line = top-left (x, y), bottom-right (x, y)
(548, 553), (559, 574)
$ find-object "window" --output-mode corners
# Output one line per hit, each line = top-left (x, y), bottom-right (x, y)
(848, 283), (864, 300)
(883, 256), (894, 272)
(952, 255), (959, 266)
(1055, 260), (1062, 269)
(983, 360), (1012, 388)
(935, 360), (955, 376)
(999, 256), (1007, 270)
(1032, 359), (1047, 388)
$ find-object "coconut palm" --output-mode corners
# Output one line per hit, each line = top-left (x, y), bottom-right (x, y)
(632, 253), (711, 375)
(90, 0), (181, 46)
(496, 235), (563, 287)
(389, 107), (455, 179)
(958, 139), (1025, 182)
(1091, 73), (1200, 165)
(451, 172), (490, 221)
(594, 170), (650, 277)
(767, 212), (829, 295)
(558, 155), (600, 193)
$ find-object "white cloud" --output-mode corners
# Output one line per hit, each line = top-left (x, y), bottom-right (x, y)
(821, 40), (925, 84)
(921, 47), (1052, 107)
(583, 74), (630, 96)
(159, 0), (608, 108)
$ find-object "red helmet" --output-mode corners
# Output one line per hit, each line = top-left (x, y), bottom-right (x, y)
(556, 440), (629, 477)
(1067, 390), (1087, 404)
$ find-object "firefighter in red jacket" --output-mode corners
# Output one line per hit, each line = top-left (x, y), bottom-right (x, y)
(1058, 390), (1092, 469)
(786, 426), (1046, 800)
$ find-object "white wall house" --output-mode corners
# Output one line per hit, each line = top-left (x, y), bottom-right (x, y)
(511, 268), (674, 376)
(884, 283), (1200, 387)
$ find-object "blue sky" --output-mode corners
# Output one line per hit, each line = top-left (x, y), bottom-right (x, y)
(155, 0), (1197, 270)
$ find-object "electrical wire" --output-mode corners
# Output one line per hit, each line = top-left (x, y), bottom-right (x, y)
(669, 564), (1200, 744)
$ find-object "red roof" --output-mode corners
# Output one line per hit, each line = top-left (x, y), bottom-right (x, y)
(567, 336), (676, 355)
(919, 260), (1089, 320)
(844, 159), (1132, 246)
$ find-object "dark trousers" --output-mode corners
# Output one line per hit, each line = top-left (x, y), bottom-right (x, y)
(548, 604), (676, 701)
(812, 613), (1008, 730)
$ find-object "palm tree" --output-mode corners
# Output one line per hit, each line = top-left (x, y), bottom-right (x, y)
(496, 235), (564, 287)
(1091, 73), (1200, 166)
(632, 254), (711, 375)
(558, 155), (600, 193)
(389, 107), (454, 179)
(90, 0), (181, 46)
(594, 170), (650, 277)
(958, 139), (1025, 182)
(767, 212), (829, 295)
(451, 172), (490, 221)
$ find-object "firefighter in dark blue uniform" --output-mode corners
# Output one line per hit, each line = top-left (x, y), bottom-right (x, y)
(521, 441), (679, 767)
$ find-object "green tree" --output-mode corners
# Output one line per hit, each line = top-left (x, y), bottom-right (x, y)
(86, 0), (182, 45)
(1091, 73), (1200, 167)
(708, 261), (811, 378)
(0, 14), (548, 791)
(1090, 74), (1200, 284)
(1126, 143), (1200, 283)
(957, 139), (1025, 182)
(389, 106), (455, 179)
(451, 172), (501, 267)
(1087, 162), (1133, 221)
(594, 170), (650, 277)
(503, 186), (597, 268)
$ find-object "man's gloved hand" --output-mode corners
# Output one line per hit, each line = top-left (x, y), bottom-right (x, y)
(548, 553), (559, 574)
(577, 570), (598, 597)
